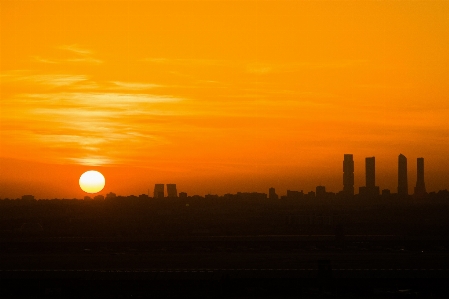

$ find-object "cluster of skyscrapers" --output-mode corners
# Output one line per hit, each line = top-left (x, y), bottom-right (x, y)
(343, 154), (426, 197)
(153, 184), (178, 198)
(152, 154), (427, 200)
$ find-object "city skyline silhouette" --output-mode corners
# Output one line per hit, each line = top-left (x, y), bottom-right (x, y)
(3, 153), (445, 200)
(2, 1), (449, 201)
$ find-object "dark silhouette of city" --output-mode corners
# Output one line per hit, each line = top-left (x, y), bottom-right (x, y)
(1, 154), (449, 298)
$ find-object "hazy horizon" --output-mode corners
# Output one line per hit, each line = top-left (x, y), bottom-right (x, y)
(1, 1), (448, 199)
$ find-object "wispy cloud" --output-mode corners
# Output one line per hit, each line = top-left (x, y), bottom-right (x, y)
(1, 69), (185, 165)
(1, 71), (166, 92)
(32, 44), (103, 64)
(1, 72), (88, 87)
(70, 81), (100, 90)
(246, 64), (272, 74)
(38, 134), (106, 146)
(59, 44), (92, 55)
(29, 75), (89, 87)
(64, 57), (103, 64)
(27, 92), (180, 107)
(68, 156), (114, 166)
(143, 57), (229, 67)
(110, 81), (161, 90)
(31, 56), (58, 64)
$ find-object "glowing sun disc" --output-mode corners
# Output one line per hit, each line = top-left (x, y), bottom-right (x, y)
(79, 170), (105, 193)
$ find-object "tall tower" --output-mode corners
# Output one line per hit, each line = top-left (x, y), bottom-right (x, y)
(153, 184), (165, 198)
(366, 157), (375, 188)
(343, 154), (354, 196)
(398, 154), (408, 196)
(414, 157), (426, 197)
(359, 157), (379, 197)
(167, 184), (178, 198)
(269, 187), (278, 200)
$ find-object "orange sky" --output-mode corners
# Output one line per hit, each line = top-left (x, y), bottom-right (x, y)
(1, 0), (449, 198)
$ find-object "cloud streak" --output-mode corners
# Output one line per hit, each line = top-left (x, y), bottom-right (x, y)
(32, 45), (103, 65)
(1, 72), (89, 87)
(1, 72), (185, 166)
(59, 44), (93, 55)
(110, 81), (161, 90)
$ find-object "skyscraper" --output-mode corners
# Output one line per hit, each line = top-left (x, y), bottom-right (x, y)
(414, 157), (426, 197)
(153, 184), (165, 198)
(343, 154), (354, 196)
(398, 154), (408, 196)
(167, 184), (178, 198)
(269, 187), (278, 200)
(366, 157), (375, 188)
(359, 157), (379, 197)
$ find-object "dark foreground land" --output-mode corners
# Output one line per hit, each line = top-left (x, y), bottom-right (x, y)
(1, 195), (449, 297)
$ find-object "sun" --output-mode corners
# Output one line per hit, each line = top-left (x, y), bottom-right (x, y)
(79, 170), (105, 193)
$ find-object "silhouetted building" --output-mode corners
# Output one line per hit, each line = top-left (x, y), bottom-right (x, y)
(205, 194), (219, 200)
(366, 157), (375, 188)
(105, 192), (116, 200)
(287, 190), (303, 200)
(21, 195), (35, 201)
(307, 191), (316, 199)
(398, 154), (408, 196)
(179, 192), (187, 199)
(167, 184), (177, 198)
(223, 193), (236, 200)
(154, 184), (164, 198)
(94, 195), (104, 200)
(343, 154), (354, 196)
(269, 187), (278, 200)
(359, 157), (380, 197)
(316, 186), (326, 199)
(237, 192), (267, 200)
(414, 157), (427, 197)
(382, 189), (391, 196)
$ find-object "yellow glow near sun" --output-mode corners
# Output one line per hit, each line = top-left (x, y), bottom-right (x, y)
(79, 170), (105, 193)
